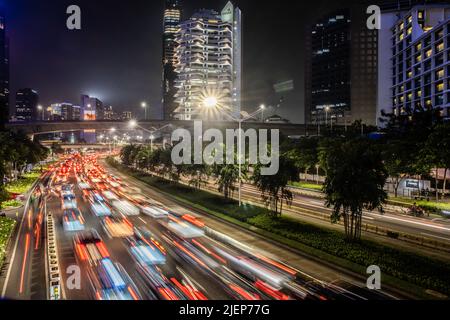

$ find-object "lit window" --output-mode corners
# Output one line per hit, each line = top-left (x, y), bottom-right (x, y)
(436, 82), (444, 92)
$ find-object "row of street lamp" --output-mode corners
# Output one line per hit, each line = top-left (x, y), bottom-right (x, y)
(101, 96), (280, 208)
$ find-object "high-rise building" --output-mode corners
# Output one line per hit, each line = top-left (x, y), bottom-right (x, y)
(173, 1), (242, 121)
(305, 8), (378, 126)
(0, 12), (9, 126)
(377, 5), (450, 122)
(47, 103), (81, 121)
(15, 88), (39, 122)
(81, 95), (104, 120)
(121, 111), (133, 120)
(103, 105), (115, 120)
(162, 0), (182, 120)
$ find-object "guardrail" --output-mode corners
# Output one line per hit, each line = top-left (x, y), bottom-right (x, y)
(46, 206), (62, 300)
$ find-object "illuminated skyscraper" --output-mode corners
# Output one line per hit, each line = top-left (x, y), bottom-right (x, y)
(81, 94), (104, 120)
(305, 7), (378, 126)
(162, 0), (182, 120)
(15, 88), (39, 122)
(377, 5), (450, 123)
(0, 12), (9, 126)
(173, 1), (242, 121)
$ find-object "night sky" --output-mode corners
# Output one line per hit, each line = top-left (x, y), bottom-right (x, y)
(2, 0), (379, 123)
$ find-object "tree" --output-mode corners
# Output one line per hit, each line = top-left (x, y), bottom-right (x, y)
(285, 137), (319, 182)
(321, 138), (388, 241)
(382, 140), (414, 198)
(423, 123), (450, 197)
(51, 142), (64, 157)
(380, 106), (443, 197)
(120, 144), (141, 167)
(252, 156), (299, 216)
(183, 163), (209, 190)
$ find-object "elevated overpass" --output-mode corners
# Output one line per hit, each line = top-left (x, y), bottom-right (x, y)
(6, 120), (320, 139)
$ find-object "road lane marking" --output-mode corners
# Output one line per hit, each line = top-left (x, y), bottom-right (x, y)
(367, 214), (450, 232)
(1, 187), (34, 298)
(19, 233), (30, 294)
(138, 217), (147, 225)
(420, 233), (450, 242)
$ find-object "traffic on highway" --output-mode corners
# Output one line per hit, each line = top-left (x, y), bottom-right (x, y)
(1, 152), (393, 301)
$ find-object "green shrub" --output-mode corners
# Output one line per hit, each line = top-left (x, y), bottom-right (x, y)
(0, 217), (16, 264)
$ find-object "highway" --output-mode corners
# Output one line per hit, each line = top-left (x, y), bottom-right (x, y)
(1, 153), (400, 300)
(168, 174), (450, 247)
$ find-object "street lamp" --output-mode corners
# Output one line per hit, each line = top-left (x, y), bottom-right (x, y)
(141, 102), (147, 120)
(201, 100), (282, 206)
(150, 134), (155, 151)
(37, 105), (44, 121)
(129, 120), (137, 129)
(325, 106), (330, 126)
(260, 104), (266, 123)
(203, 96), (218, 109)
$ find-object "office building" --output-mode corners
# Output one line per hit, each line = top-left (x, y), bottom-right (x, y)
(121, 111), (133, 120)
(81, 95), (104, 120)
(162, 0), (182, 120)
(173, 1), (242, 121)
(305, 8), (378, 126)
(0, 12), (9, 125)
(103, 105), (115, 120)
(377, 5), (450, 122)
(15, 88), (39, 121)
(47, 103), (81, 121)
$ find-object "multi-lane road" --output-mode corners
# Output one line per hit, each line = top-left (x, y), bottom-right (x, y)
(0, 153), (402, 300)
(171, 174), (450, 248)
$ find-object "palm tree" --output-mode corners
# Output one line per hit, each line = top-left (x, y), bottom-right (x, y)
(252, 156), (299, 216)
(321, 138), (387, 241)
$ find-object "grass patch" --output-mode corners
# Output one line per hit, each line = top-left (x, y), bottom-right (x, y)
(5, 171), (40, 194)
(1, 199), (23, 209)
(389, 197), (450, 215)
(289, 181), (323, 191)
(107, 158), (450, 298)
(0, 217), (16, 265)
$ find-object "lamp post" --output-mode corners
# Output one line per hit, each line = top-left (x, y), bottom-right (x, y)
(325, 106), (330, 127)
(109, 128), (116, 154)
(141, 102), (147, 120)
(260, 104), (266, 123)
(37, 105), (44, 121)
(128, 120), (172, 149)
(202, 97), (281, 206)
(150, 134), (155, 151)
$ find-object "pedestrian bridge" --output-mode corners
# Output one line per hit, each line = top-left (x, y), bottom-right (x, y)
(6, 120), (320, 138)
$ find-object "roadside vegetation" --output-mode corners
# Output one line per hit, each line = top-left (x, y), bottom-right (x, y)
(289, 181), (323, 191)
(0, 130), (48, 209)
(108, 157), (450, 297)
(0, 217), (16, 265)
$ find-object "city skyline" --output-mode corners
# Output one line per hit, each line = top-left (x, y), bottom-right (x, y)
(1, 0), (449, 125)
(1, 0), (374, 124)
